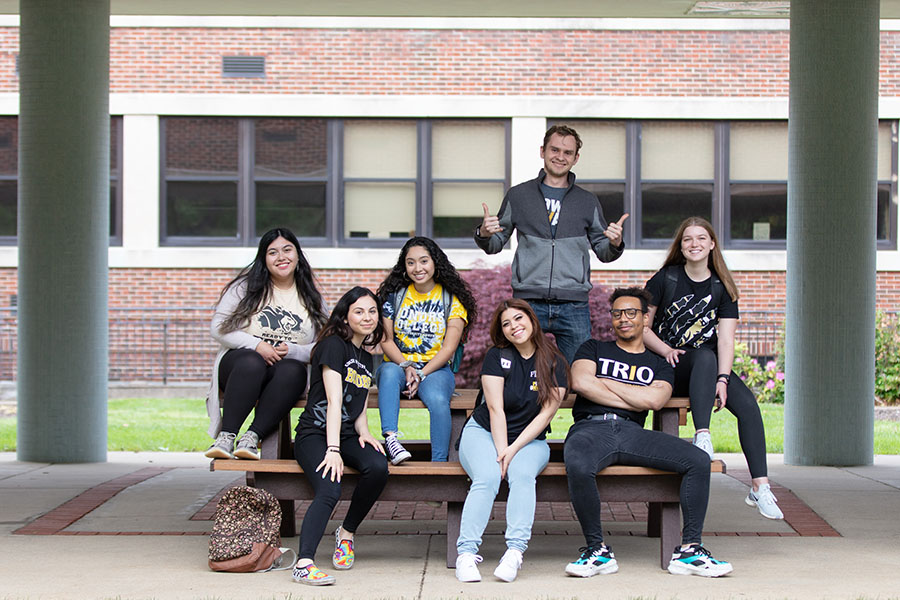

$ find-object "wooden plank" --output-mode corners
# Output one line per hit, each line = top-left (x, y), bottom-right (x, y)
(211, 458), (724, 476)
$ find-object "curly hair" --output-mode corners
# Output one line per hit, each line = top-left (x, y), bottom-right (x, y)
(376, 237), (478, 338)
(217, 228), (328, 334)
(488, 298), (570, 409)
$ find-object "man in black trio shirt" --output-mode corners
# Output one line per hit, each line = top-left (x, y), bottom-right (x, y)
(563, 287), (733, 578)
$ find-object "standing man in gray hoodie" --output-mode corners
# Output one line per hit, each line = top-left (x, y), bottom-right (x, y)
(475, 125), (628, 363)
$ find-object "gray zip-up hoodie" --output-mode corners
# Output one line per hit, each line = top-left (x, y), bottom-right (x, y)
(474, 169), (624, 302)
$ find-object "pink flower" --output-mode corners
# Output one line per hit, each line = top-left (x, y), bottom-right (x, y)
(766, 379), (776, 389)
(776, 372), (785, 381)
(766, 360), (777, 370)
(751, 358), (759, 365)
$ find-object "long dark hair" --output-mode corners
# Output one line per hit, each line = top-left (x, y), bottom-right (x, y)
(217, 228), (328, 334)
(376, 237), (478, 338)
(315, 286), (384, 350)
(488, 298), (570, 408)
(660, 217), (739, 302)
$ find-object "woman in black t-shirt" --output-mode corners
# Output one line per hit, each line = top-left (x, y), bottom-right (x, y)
(455, 299), (569, 583)
(291, 287), (389, 586)
(643, 217), (782, 520)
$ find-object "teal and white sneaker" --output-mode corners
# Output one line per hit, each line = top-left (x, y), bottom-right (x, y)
(746, 483), (784, 519)
(667, 544), (733, 577)
(565, 544), (618, 577)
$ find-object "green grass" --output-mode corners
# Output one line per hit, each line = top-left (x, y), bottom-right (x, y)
(0, 399), (898, 454)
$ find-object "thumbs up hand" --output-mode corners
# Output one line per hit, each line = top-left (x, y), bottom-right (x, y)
(479, 202), (503, 237)
(604, 213), (628, 248)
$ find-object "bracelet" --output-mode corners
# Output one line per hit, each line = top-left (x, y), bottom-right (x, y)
(326, 447), (341, 454)
(399, 361), (415, 369)
(327, 445), (340, 449)
(415, 368), (426, 382)
(717, 373), (731, 384)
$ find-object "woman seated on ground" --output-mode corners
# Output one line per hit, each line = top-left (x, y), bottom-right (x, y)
(204, 228), (327, 460)
(291, 286), (389, 586)
(375, 236), (477, 463)
(455, 299), (568, 583)
(642, 216), (783, 519)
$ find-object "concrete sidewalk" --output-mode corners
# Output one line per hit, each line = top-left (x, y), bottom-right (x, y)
(1, 451), (899, 600)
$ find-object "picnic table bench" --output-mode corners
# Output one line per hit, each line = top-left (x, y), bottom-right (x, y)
(211, 390), (725, 569)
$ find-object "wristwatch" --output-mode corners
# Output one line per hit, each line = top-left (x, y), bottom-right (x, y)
(415, 368), (426, 382)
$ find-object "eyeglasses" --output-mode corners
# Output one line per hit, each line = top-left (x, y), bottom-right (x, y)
(609, 308), (642, 320)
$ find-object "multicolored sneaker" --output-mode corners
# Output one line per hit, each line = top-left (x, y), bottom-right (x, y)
(564, 544), (618, 577)
(667, 544), (733, 577)
(292, 562), (335, 586)
(746, 483), (784, 519)
(332, 527), (354, 569)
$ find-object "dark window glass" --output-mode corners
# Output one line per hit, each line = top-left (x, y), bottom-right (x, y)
(579, 182), (626, 224)
(255, 182), (326, 238)
(166, 181), (238, 237)
(878, 183), (891, 241)
(255, 119), (327, 178)
(641, 183), (712, 240)
(729, 183), (787, 241)
(0, 180), (15, 236)
(0, 117), (17, 176)
(110, 183), (117, 238)
(166, 118), (238, 177)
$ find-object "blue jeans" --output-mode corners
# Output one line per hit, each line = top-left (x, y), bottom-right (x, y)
(564, 418), (710, 547)
(527, 300), (591, 364)
(375, 361), (456, 461)
(456, 420), (550, 555)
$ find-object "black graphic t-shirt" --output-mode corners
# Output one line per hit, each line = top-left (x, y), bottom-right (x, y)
(472, 347), (568, 445)
(646, 267), (739, 350)
(297, 335), (373, 435)
(572, 340), (674, 426)
(540, 182), (566, 238)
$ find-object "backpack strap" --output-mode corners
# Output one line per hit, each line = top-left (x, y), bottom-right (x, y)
(391, 287), (409, 322)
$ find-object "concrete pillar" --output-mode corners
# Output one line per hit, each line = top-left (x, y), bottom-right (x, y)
(17, 1), (110, 462)
(785, 0), (877, 465)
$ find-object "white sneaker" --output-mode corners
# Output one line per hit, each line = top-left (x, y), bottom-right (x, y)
(455, 552), (483, 582)
(493, 548), (523, 582)
(746, 483), (784, 519)
(693, 431), (715, 460)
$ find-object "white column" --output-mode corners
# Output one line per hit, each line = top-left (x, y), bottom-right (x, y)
(785, 0), (878, 465)
(17, 0), (110, 462)
(121, 114), (160, 250)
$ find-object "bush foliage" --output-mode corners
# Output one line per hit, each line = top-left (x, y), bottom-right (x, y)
(875, 311), (900, 405)
(455, 264), (612, 387)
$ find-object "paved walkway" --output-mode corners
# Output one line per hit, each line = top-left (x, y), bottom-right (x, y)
(2, 451), (899, 599)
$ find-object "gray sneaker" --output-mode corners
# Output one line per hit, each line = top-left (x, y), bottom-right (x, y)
(233, 430), (261, 460)
(205, 431), (236, 459)
(693, 431), (715, 460)
(746, 483), (784, 519)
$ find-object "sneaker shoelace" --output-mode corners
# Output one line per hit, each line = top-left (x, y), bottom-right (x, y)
(385, 435), (406, 455)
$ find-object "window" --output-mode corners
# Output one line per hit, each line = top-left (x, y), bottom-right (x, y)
(640, 121), (714, 244)
(0, 116), (122, 246)
(161, 117), (509, 247)
(549, 118), (898, 249)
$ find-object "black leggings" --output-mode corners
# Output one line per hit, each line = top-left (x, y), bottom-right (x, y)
(218, 348), (307, 438)
(294, 428), (389, 561)
(673, 346), (768, 478)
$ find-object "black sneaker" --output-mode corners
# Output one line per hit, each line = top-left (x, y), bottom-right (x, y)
(667, 544), (733, 577)
(384, 433), (411, 465)
(564, 544), (618, 577)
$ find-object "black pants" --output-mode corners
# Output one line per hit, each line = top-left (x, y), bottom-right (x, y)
(564, 418), (710, 547)
(294, 428), (389, 561)
(218, 348), (307, 438)
(673, 346), (768, 478)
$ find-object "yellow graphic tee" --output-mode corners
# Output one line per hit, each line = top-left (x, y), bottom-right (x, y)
(383, 283), (468, 364)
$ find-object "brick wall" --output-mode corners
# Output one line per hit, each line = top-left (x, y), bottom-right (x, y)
(3, 267), (900, 312)
(0, 27), (895, 96)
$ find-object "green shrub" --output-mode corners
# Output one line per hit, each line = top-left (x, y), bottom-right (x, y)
(733, 342), (785, 403)
(875, 311), (900, 406)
